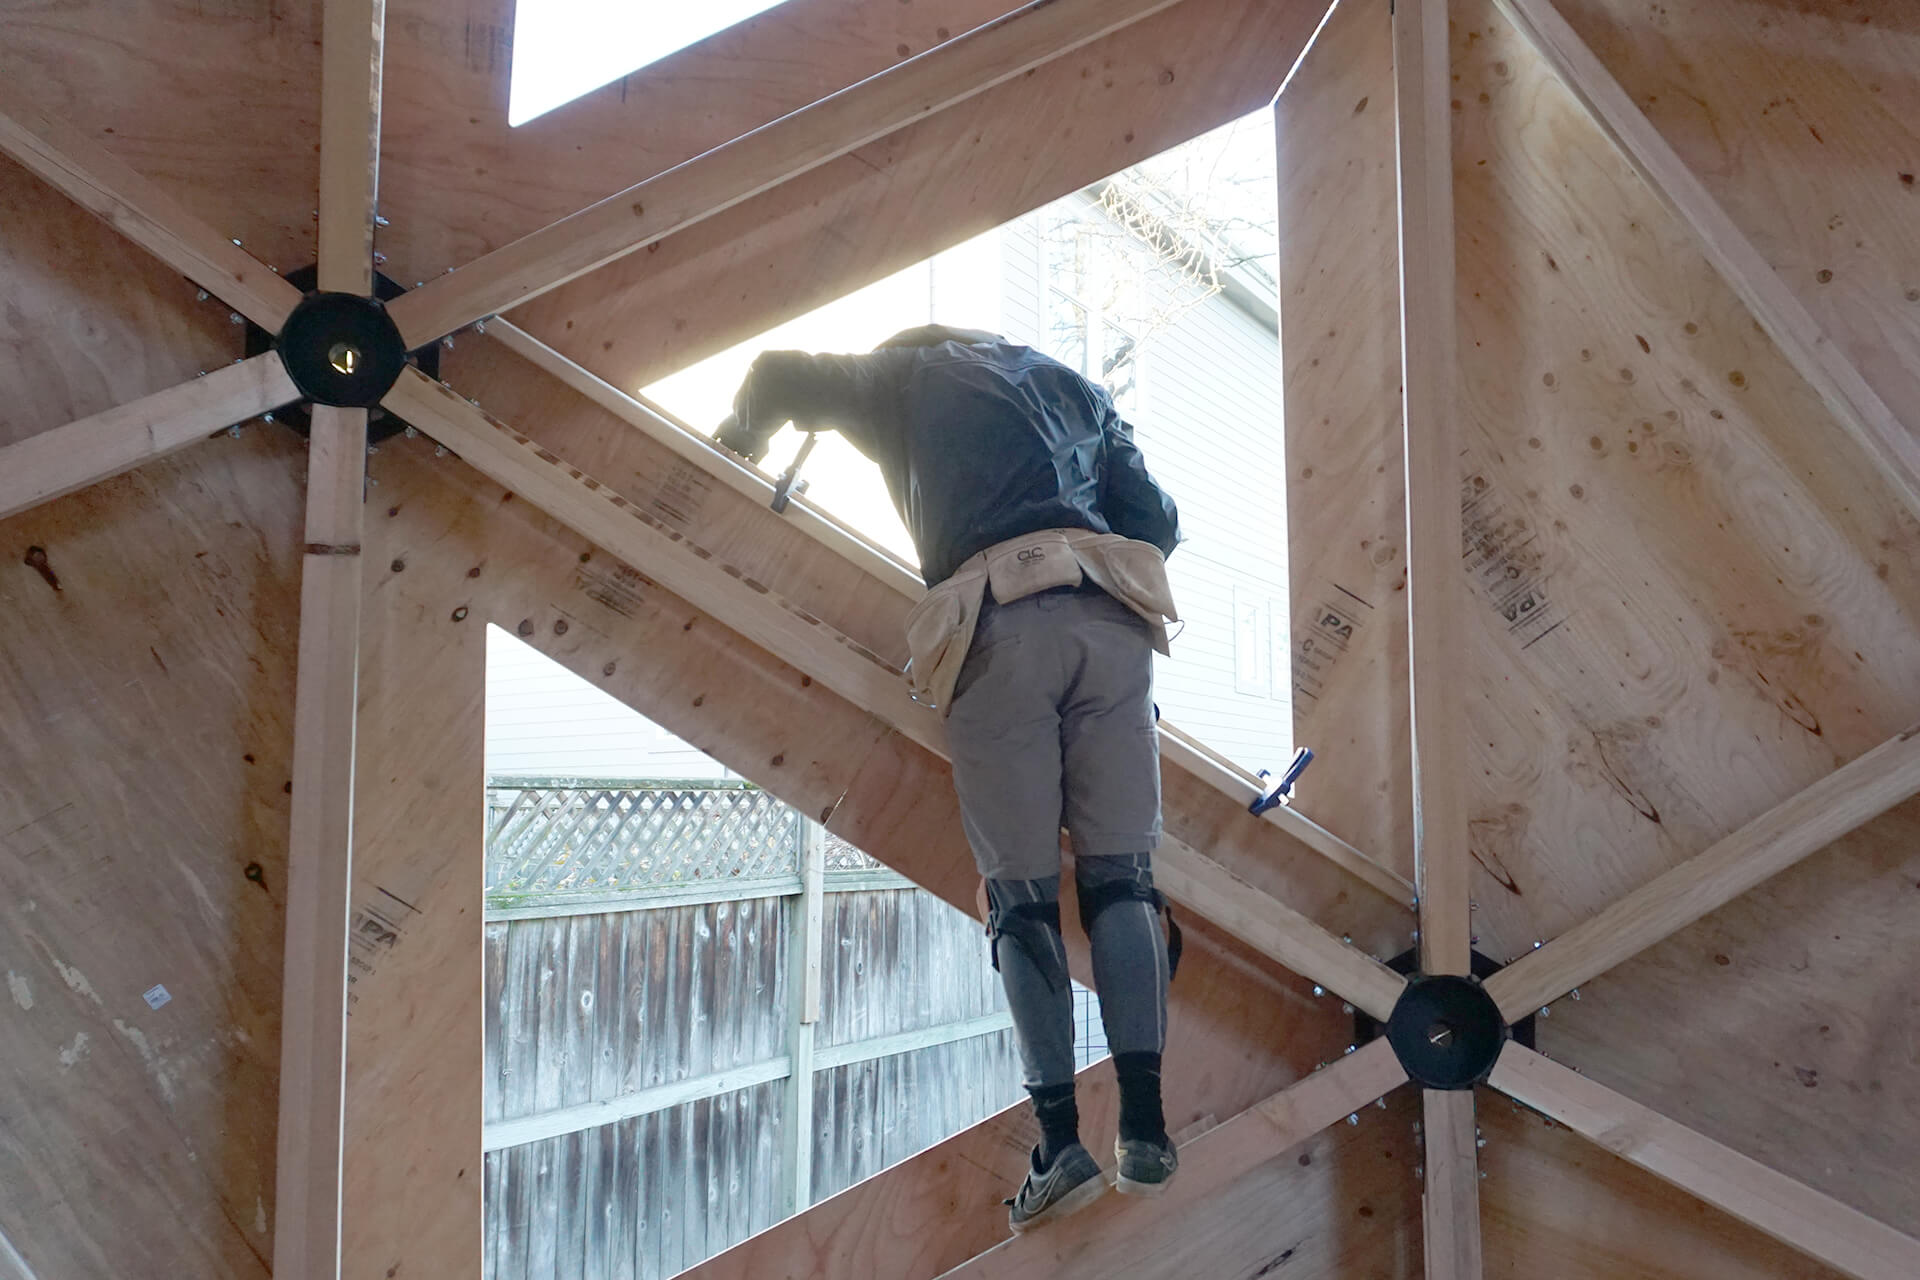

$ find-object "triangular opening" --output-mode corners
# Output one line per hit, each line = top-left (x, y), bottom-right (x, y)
(508, 0), (794, 127)
(643, 108), (1294, 775)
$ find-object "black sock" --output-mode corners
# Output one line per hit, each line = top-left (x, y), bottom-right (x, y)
(1027, 1082), (1079, 1167)
(1114, 1051), (1167, 1146)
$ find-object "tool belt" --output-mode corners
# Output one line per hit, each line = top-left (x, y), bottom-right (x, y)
(904, 528), (1178, 716)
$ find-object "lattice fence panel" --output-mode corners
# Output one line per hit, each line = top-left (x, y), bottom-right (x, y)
(485, 785), (803, 901)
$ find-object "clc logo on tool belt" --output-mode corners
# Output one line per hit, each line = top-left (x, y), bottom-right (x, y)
(1016, 547), (1046, 562)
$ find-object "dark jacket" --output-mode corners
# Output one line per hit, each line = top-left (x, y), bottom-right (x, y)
(717, 339), (1181, 585)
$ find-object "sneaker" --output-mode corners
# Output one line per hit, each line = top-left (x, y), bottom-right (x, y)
(1006, 1142), (1105, 1233)
(1113, 1135), (1178, 1197)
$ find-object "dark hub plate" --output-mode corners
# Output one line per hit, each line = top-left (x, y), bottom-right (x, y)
(243, 267), (441, 441)
(1385, 973), (1507, 1089)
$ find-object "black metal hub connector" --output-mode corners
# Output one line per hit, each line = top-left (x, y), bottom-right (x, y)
(1354, 949), (1536, 1090)
(243, 266), (441, 442)
(1385, 974), (1507, 1089)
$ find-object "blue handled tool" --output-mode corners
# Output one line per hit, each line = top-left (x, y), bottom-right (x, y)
(1250, 747), (1314, 816)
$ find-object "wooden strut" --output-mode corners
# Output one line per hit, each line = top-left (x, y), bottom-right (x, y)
(273, 2), (384, 1277)
(0, 354), (299, 521)
(936, 1039), (1408, 1279)
(382, 366), (1410, 1022)
(1484, 725), (1920, 1023)
(1392, 0), (1483, 1274)
(486, 317), (1415, 908)
(383, 0), (1200, 349)
(1489, 1044), (1920, 1280)
(1490, 0), (1920, 520)
(0, 94), (302, 331)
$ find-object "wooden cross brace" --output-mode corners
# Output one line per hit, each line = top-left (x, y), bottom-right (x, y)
(1, 0), (1917, 1278)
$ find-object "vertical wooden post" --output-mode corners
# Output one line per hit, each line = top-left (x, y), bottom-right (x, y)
(1393, 0), (1484, 1274)
(783, 818), (827, 1216)
(274, 3), (383, 1276)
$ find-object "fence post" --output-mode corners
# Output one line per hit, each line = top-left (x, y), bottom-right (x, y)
(782, 816), (826, 1215)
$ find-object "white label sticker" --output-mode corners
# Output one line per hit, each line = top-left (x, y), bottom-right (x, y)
(142, 984), (171, 1011)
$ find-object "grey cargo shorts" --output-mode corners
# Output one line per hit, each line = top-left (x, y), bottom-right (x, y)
(944, 584), (1163, 881)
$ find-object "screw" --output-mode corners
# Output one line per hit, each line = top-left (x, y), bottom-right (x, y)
(270, 264), (279, 273)
(375, 214), (391, 227)
(1346, 1113), (1359, 1126)
(1376, 1097), (1388, 1109)
(1471, 935), (1480, 944)
(1533, 940), (1544, 950)
(229, 312), (244, 325)
(1415, 1166), (1423, 1180)
(1341, 934), (1352, 945)
(1341, 1002), (1353, 1015)
(196, 289), (210, 302)
(404, 425), (418, 439)
(443, 336), (456, 350)
(475, 319), (488, 335)
(1469, 900), (1478, 911)
(262, 412), (275, 424)
(374, 251), (388, 265)
(1539, 1006), (1552, 1018)
(230, 237), (242, 247)
(1311, 985), (1324, 998)
(434, 445), (449, 457)
(1570, 989), (1581, 1001)
(1476, 1137), (1487, 1148)
(1480, 1170), (1488, 1180)
(1344, 1044), (1356, 1055)
(227, 425), (242, 439)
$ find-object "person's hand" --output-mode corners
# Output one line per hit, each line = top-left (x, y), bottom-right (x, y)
(712, 414), (762, 465)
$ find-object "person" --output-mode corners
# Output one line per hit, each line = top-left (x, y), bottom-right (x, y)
(716, 323), (1183, 1232)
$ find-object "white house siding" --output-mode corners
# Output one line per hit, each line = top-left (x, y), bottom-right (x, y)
(485, 626), (735, 781)
(996, 196), (1293, 774)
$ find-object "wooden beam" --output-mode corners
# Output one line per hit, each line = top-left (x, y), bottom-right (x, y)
(384, 0), (1195, 348)
(0, 355), (297, 521)
(1490, 0), (1920, 519)
(1395, 5), (1484, 1266)
(0, 94), (302, 331)
(486, 318), (1413, 907)
(1490, 1044), (1920, 1280)
(938, 1039), (1407, 1279)
(273, 404), (369, 1280)
(1393, 0), (1471, 977)
(384, 367), (1408, 1017)
(316, 0), (384, 294)
(1421, 1088), (1484, 1279)
(1484, 724), (1920, 1023)
(274, 4), (383, 1276)
(1152, 843), (1405, 1022)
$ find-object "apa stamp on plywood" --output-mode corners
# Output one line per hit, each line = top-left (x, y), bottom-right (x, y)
(1461, 463), (1567, 650)
(346, 887), (422, 1010)
(575, 560), (652, 618)
(1294, 584), (1374, 705)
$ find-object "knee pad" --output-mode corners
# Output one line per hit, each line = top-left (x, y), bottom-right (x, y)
(987, 900), (1068, 993)
(1075, 876), (1183, 982)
